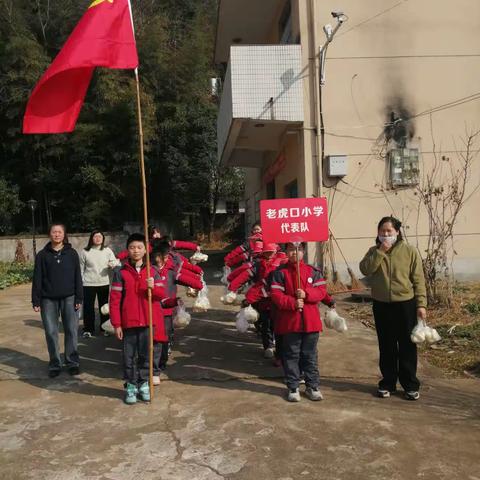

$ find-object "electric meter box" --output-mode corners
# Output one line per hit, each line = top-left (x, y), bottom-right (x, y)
(327, 155), (348, 177)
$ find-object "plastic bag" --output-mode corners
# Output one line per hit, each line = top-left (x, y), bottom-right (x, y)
(221, 291), (237, 305)
(173, 301), (191, 328)
(190, 251), (208, 264)
(324, 308), (348, 333)
(186, 287), (199, 298)
(101, 319), (115, 335)
(241, 305), (259, 324)
(193, 282), (211, 312)
(220, 266), (231, 285)
(411, 319), (441, 344)
(235, 310), (250, 333)
(100, 303), (109, 316)
(411, 319), (427, 343)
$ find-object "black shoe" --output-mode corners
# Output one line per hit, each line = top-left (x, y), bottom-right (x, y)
(68, 366), (80, 376)
(48, 370), (61, 378)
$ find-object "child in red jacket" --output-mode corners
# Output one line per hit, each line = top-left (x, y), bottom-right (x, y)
(152, 242), (203, 381)
(270, 242), (335, 403)
(110, 233), (168, 405)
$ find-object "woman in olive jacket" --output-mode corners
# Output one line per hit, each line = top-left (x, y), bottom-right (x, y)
(360, 216), (427, 401)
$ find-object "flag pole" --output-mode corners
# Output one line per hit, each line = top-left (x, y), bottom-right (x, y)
(134, 68), (154, 401)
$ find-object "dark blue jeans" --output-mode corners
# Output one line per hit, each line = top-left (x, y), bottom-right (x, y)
(123, 327), (149, 385)
(282, 332), (320, 390)
(41, 296), (79, 372)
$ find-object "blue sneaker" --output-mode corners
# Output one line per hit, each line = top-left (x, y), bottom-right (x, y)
(124, 383), (138, 405)
(138, 381), (151, 402)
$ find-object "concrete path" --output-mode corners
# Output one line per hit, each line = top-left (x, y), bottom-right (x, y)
(0, 281), (479, 480)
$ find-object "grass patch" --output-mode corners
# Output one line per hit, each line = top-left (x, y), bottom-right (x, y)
(0, 262), (34, 289)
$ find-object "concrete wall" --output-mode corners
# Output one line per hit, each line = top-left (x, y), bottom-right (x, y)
(0, 233), (128, 263)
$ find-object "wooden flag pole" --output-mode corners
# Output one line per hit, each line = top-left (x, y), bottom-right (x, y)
(294, 242), (303, 313)
(134, 68), (154, 401)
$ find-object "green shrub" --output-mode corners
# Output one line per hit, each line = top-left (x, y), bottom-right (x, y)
(0, 262), (34, 289)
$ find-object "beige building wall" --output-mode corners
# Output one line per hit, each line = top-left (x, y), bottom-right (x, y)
(298, 0), (480, 278)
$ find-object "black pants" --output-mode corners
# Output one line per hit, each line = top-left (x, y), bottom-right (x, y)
(83, 285), (109, 333)
(274, 334), (283, 360)
(123, 327), (149, 385)
(373, 298), (420, 392)
(258, 308), (274, 350)
(282, 332), (320, 390)
(152, 315), (173, 374)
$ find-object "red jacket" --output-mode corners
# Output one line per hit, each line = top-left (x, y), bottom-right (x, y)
(224, 233), (263, 267)
(171, 240), (198, 251)
(270, 261), (334, 335)
(170, 251), (203, 276)
(110, 262), (170, 342)
(244, 255), (288, 310)
(227, 261), (253, 283)
(154, 258), (203, 316)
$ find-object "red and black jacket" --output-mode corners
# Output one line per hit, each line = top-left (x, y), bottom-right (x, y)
(109, 262), (170, 342)
(270, 261), (334, 335)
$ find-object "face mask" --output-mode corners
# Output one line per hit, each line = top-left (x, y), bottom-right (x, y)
(379, 235), (397, 246)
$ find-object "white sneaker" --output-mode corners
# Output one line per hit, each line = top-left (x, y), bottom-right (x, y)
(287, 388), (301, 402)
(264, 347), (274, 359)
(305, 387), (323, 401)
(405, 391), (420, 401)
(82, 331), (92, 339)
(152, 376), (161, 386)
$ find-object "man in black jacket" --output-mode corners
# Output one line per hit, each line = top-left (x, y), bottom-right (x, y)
(32, 224), (83, 377)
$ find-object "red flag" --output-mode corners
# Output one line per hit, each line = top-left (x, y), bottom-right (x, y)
(23, 0), (138, 134)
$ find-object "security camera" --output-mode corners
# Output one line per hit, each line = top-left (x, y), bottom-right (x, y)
(331, 11), (347, 22)
(323, 24), (333, 38)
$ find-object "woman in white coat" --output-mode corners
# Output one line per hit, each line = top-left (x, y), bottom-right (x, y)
(79, 230), (118, 337)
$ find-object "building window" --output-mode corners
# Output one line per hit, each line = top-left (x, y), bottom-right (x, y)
(279, 1), (293, 44)
(285, 179), (298, 198)
(266, 180), (276, 199)
(387, 148), (419, 187)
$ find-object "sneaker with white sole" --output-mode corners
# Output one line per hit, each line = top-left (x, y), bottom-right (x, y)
(405, 391), (420, 401)
(305, 387), (323, 401)
(287, 388), (301, 402)
(124, 383), (138, 405)
(138, 381), (151, 402)
(82, 331), (92, 339)
(264, 347), (274, 359)
(377, 389), (391, 398)
(152, 376), (161, 386)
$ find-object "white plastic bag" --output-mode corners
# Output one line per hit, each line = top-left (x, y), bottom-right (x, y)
(100, 303), (109, 316)
(235, 310), (250, 333)
(220, 266), (231, 285)
(242, 305), (259, 324)
(424, 325), (441, 344)
(190, 251), (208, 264)
(221, 291), (237, 305)
(193, 282), (211, 312)
(411, 319), (427, 344)
(186, 287), (199, 297)
(101, 319), (115, 335)
(324, 308), (348, 333)
(173, 301), (191, 328)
